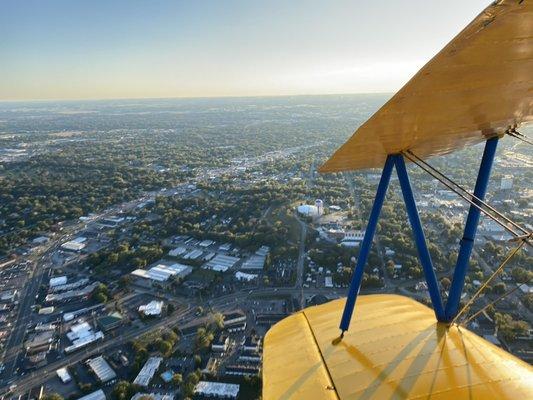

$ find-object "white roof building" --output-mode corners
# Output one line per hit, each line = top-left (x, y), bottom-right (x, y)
(235, 271), (258, 282)
(64, 321), (104, 353)
(297, 204), (319, 217)
(183, 249), (203, 260)
(49, 276), (68, 287)
(199, 239), (215, 247)
(87, 356), (116, 382)
(67, 321), (92, 341)
(56, 367), (72, 383)
(131, 394), (173, 400)
(519, 284), (532, 294)
(241, 255), (266, 271)
(32, 236), (50, 245)
(131, 263), (192, 283)
(139, 300), (164, 316)
(61, 240), (86, 252)
(133, 357), (163, 387)
(77, 390), (106, 400)
(195, 381), (240, 399)
(219, 243), (232, 252)
(168, 247), (187, 257)
(204, 254), (240, 272)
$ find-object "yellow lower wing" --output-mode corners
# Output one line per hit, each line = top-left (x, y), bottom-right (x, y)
(263, 294), (533, 400)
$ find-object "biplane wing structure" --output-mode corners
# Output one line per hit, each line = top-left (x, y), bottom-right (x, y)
(263, 1), (533, 399)
(319, 0), (533, 173)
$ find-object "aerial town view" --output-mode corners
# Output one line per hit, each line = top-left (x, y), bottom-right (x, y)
(1, 1), (532, 400)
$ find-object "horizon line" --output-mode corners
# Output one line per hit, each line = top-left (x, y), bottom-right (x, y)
(0, 90), (394, 104)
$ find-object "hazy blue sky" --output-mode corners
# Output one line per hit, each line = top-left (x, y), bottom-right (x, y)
(1, 0), (490, 100)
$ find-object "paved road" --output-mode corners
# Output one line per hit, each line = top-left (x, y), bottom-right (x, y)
(294, 214), (308, 309)
(0, 306), (196, 397)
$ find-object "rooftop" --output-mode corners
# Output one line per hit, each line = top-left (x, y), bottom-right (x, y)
(77, 390), (106, 400)
(195, 381), (240, 398)
(86, 356), (117, 382)
(133, 357), (163, 387)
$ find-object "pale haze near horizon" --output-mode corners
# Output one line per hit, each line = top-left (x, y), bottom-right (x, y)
(0, 0), (490, 101)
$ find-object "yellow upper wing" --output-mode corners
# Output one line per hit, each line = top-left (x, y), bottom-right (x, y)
(320, 0), (533, 172)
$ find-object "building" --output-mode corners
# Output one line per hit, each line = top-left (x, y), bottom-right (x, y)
(235, 271), (257, 282)
(204, 254), (240, 272)
(0, 289), (18, 302)
(168, 247), (187, 257)
(99, 216), (125, 227)
(297, 204), (320, 217)
(212, 335), (230, 353)
(86, 356), (117, 382)
(49, 276), (67, 287)
(32, 236), (50, 245)
(37, 307), (54, 316)
(225, 364), (260, 377)
(139, 300), (164, 317)
(199, 239), (215, 248)
(133, 357), (163, 387)
(315, 199), (324, 215)
(183, 249), (203, 260)
(223, 311), (246, 328)
(340, 230), (365, 247)
(77, 389), (106, 400)
(49, 278), (90, 292)
(194, 381), (240, 399)
(64, 321), (104, 354)
(97, 312), (123, 332)
(61, 237), (87, 252)
(27, 386), (44, 400)
(242, 336), (261, 353)
(56, 367), (72, 383)
(24, 331), (54, 353)
(500, 176), (513, 190)
(218, 243), (232, 252)
(131, 394), (173, 400)
(131, 262), (192, 288)
(45, 281), (99, 303)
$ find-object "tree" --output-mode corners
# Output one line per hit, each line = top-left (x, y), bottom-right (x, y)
(156, 339), (173, 356)
(523, 293), (533, 310)
(167, 303), (175, 315)
(493, 282), (506, 294)
(43, 394), (63, 400)
(195, 327), (214, 351)
(194, 354), (202, 367)
(495, 312), (530, 342)
(210, 312), (225, 331)
(440, 277), (451, 290)
(511, 267), (532, 284)
(172, 373), (183, 386)
(111, 381), (141, 400)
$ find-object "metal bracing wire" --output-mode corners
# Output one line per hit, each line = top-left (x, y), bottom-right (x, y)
(450, 239), (527, 326)
(404, 150), (529, 236)
(507, 129), (533, 146)
(402, 151), (532, 248)
(460, 282), (527, 327)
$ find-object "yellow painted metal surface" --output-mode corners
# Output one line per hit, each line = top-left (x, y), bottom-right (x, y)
(263, 295), (533, 400)
(320, 1), (533, 172)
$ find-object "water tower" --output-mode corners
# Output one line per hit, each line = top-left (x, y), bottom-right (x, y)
(315, 199), (324, 216)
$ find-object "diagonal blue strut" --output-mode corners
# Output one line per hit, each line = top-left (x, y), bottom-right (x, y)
(339, 155), (395, 332)
(394, 155), (445, 320)
(339, 139), (498, 333)
(445, 137), (499, 321)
